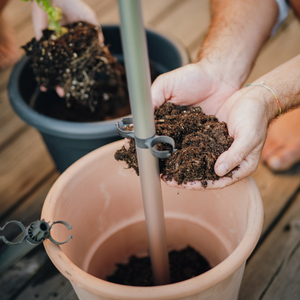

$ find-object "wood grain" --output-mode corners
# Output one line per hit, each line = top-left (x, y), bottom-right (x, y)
(239, 190), (300, 300)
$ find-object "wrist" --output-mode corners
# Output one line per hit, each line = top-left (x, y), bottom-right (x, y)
(196, 57), (243, 92)
(242, 82), (280, 124)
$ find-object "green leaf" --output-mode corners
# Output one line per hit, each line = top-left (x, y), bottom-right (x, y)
(25, 0), (66, 37)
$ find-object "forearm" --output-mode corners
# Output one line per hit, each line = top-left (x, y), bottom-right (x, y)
(198, 0), (278, 88)
(248, 54), (300, 123)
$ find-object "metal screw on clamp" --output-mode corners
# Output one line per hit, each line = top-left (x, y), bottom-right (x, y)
(116, 117), (177, 159)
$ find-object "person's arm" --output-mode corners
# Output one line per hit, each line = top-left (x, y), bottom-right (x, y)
(151, 0), (279, 116)
(198, 0), (278, 87)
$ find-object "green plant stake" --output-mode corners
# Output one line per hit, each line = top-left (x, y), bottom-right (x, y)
(22, 0), (68, 38)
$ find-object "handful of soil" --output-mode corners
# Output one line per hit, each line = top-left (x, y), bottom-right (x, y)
(22, 21), (130, 120)
(114, 102), (236, 187)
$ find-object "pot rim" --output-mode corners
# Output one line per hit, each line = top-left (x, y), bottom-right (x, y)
(8, 25), (190, 140)
(42, 141), (264, 300)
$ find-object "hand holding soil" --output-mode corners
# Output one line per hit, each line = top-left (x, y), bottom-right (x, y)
(115, 102), (237, 189)
(32, 0), (103, 42)
(22, 21), (131, 119)
(151, 61), (240, 116)
(31, 0), (103, 97)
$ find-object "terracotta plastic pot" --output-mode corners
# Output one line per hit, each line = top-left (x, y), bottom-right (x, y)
(42, 140), (263, 300)
(8, 25), (189, 173)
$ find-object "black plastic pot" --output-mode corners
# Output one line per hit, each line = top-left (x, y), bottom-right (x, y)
(8, 25), (190, 173)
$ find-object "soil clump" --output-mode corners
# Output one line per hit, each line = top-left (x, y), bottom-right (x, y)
(106, 246), (211, 286)
(23, 21), (158, 122)
(114, 102), (236, 187)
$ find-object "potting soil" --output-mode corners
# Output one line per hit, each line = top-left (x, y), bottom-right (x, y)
(115, 102), (236, 187)
(22, 21), (125, 122)
(106, 246), (211, 286)
(23, 21), (160, 122)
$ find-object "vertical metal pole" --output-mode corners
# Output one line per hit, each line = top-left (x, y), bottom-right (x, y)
(118, 0), (170, 285)
(0, 238), (38, 274)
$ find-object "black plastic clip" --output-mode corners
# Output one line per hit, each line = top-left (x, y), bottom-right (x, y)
(116, 117), (176, 159)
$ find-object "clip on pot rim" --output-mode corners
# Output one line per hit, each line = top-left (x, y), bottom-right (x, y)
(116, 117), (176, 159)
(0, 219), (73, 246)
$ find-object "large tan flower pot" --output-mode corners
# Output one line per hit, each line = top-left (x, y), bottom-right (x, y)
(42, 140), (263, 300)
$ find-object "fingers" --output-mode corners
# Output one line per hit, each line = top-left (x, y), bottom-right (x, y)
(261, 109), (300, 171)
(55, 86), (65, 97)
(32, 0), (104, 44)
(55, 0), (104, 45)
(39, 86), (65, 98)
(124, 138), (131, 150)
(264, 147), (300, 171)
(151, 64), (202, 110)
(151, 73), (173, 110)
(214, 130), (263, 179)
(32, 1), (48, 40)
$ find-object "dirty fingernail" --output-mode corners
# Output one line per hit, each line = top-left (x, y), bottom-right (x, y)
(217, 163), (230, 176)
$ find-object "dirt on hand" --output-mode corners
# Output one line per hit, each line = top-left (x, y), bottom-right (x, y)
(115, 102), (236, 187)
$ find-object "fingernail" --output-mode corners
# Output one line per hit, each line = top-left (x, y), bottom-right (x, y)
(268, 156), (282, 170)
(217, 163), (230, 176)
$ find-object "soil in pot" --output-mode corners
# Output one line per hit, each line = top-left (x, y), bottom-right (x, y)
(115, 102), (237, 187)
(106, 246), (211, 286)
(22, 21), (159, 122)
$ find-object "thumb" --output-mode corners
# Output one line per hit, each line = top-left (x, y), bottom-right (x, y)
(214, 135), (257, 177)
(151, 74), (171, 110)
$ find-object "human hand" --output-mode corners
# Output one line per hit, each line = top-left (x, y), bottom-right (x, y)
(160, 86), (273, 190)
(151, 58), (241, 116)
(32, 0), (103, 43)
(32, 0), (103, 97)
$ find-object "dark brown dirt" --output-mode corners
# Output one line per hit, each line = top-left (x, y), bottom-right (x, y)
(114, 102), (236, 187)
(106, 246), (211, 286)
(22, 21), (130, 121)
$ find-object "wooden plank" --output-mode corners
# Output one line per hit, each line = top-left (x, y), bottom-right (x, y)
(155, 0), (210, 49)
(239, 190), (300, 300)
(0, 127), (55, 219)
(12, 258), (77, 300)
(0, 173), (59, 300)
(0, 90), (27, 148)
(97, 0), (181, 26)
(0, 172), (58, 249)
(141, 0), (179, 25)
(253, 162), (300, 234)
(0, 245), (49, 300)
(3, 0), (31, 30)
(247, 18), (300, 82)
(0, 66), (14, 92)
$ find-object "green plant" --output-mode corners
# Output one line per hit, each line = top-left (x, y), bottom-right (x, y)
(22, 0), (67, 37)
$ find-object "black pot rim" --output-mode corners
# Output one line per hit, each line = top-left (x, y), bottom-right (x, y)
(8, 25), (190, 140)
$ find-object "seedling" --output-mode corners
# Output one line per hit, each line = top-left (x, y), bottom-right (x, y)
(22, 0), (68, 38)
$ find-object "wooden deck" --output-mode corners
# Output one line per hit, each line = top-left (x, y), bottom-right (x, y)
(1, 0), (300, 299)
